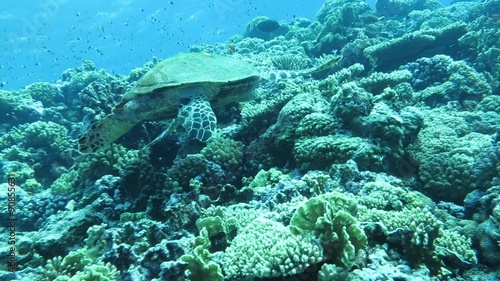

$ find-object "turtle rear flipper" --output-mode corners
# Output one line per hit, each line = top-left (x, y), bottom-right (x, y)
(177, 86), (217, 142)
(78, 114), (139, 153)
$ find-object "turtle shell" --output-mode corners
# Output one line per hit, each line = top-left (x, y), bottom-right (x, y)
(122, 52), (260, 102)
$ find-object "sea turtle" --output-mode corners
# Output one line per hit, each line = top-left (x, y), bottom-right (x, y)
(78, 52), (340, 153)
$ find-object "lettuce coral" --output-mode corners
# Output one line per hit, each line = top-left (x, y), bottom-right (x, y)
(290, 192), (367, 268)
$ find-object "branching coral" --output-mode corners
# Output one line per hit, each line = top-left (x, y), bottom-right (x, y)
(200, 137), (243, 166)
(293, 135), (383, 171)
(25, 82), (61, 107)
(223, 217), (323, 278)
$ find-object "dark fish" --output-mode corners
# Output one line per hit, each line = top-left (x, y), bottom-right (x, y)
(256, 19), (280, 33)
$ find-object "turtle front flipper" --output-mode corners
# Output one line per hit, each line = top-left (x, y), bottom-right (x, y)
(177, 86), (217, 142)
(78, 114), (139, 153)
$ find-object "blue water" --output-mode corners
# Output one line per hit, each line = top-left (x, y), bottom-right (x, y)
(1, 0), (329, 90)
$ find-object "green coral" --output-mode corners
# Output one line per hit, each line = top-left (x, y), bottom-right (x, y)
(300, 171), (332, 197)
(0, 121), (70, 190)
(330, 82), (373, 127)
(181, 246), (224, 281)
(318, 263), (354, 281)
(358, 69), (412, 95)
(50, 170), (79, 196)
(312, 0), (377, 55)
(293, 135), (382, 171)
(270, 54), (312, 70)
(64, 264), (118, 281)
(167, 154), (212, 188)
(458, 14), (500, 93)
(200, 137), (243, 166)
(77, 144), (139, 181)
(22, 178), (43, 193)
(181, 228), (224, 281)
(194, 215), (238, 252)
(476, 95), (500, 112)
(0, 89), (36, 124)
(365, 22), (467, 71)
(317, 63), (365, 99)
(119, 212), (148, 223)
(416, 132), (492, 202)
(261, 92), (330, 154)
(25, 82), (60, 107)
(61, 60), (115, 97)
(240, 84), (292, 124)
(407, 109), (468, 163)
(360, 207), (439, 235)
(357, 179), (431, 211)
(244, 168), (290, 195)
(356, 178), (479, 274)
(413, 59), (491, 108)
(290, 192), (367, 268)
(360, 206), (441, 271)
(223, 217), (323, 278)
(0, 161), (41, 193)
(49, 144), (139, 195)
(295, 112), (339, 138)
(362, 102), (405, 155)
(195, 216), (237, 240)
(0, 121), (70, 156)
(39, 223), (115, 281)
(447, 60), (492, 99)
(419, 150), (477, 203)
(40, 249), (117, 281)
(435, 229), (477, 265)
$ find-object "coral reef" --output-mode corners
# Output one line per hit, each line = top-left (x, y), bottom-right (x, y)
(3, 0), (500, 280)
(223, 218), (323, 278)
(24, 82), (61, 107)
(290, 192), (367, 268)
(365, 22), (467, 71)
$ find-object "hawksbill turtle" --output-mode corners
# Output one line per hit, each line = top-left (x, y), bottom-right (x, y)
(78, 52), (340, 153)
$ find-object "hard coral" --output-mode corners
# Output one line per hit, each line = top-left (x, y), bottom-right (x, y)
(200, 137), (243, 166)
(293, 135), (383, 172)
(262, 92), (330, 158)
(224, 217), (323, 278)
(365, 23), (466, 71)
(25, 82), (61, 107)
(0, 121), (69, 155)
(290, 192), (367, 268)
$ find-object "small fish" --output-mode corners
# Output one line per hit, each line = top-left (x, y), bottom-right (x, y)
(486, 12), (500, 20)
(228, 44), (236, 52)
